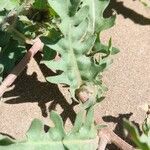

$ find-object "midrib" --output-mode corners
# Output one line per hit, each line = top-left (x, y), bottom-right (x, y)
(14, 138), (97, 145)
(68, 24), (82, 87)
(91, 0), (96, 33)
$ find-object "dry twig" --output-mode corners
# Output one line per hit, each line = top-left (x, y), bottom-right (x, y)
(98, 126), (135, 150)
(0, 38), (44, 98)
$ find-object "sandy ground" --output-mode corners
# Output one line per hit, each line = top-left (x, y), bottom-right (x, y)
(0, 0), (150, 149)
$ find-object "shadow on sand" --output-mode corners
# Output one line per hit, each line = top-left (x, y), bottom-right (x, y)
(103, 113), (141, 150)
(104, 0), (150, 25)
(3, 62), (78, 124)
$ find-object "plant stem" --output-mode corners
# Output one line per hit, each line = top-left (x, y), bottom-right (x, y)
(0, 38), (43, 98)
(98, 132), (110, 150)
(98, 126), (135, 150)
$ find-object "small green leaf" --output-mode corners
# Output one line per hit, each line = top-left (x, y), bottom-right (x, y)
(42, 46), (57, 61)
(0, 38), (25, 81)
(33, 0), (49, 10)
(98, 15), (116, 32)
(0, 0), (20, 11)
(0, 135), (15, 146)
(46, 73), (71, 85)
(69, 0), (81, 17)
(96, 96), (105, 103)
(124, 119), (150, 150)
(63, 107), (99, 150)
(0, 31), (10, 47)
(49, 111), (65, 140)
(0, 118), (65, 150)
(71, 110), (84, 133)
(18, 15), (33, 25)
(73, 5), (89, 25)
(26, 119), (45, 141)
(96, 124), (107, 130)
(84, 107), (94, 129)
(48, 0), (69, 18)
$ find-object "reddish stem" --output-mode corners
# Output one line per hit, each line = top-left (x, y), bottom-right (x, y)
(0, 38), (44, 97)
(98, 126), (135, 150)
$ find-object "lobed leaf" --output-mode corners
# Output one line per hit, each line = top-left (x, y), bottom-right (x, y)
(42, 0), (118, 103)
(0, 107), (101, 150)
(63, 107), (98, 149)
(49, 111), (66, 140)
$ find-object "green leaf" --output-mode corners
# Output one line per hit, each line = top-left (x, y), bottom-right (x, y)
(0, 38), (26, 82)
(111, 47), (120, 55)
(69, 0), (81, 17)
(33, 0), (49, 10)
(63, 107), (98, 150)
(0, 135), (15, 146)
(42, 0), (118, 103)
(73, 5), (89, 26)
(84, 107), (94, 129)
(0, 31), (10, 47)
(26, 119), (45, 141)
(0, 0), (20, 11)
(82, 0), (115, 33)
(0, 118), (65, 150)
(42, 46), (57, 61)
(96, 124), (107, 130)
(49, 111), (66, 140)
(18, 15), (33, 25)
(47, 0), (70, 18)
(63, 137), (98, 150)
(0, 107), (107, 150)
(124, 119), (150, 150)
(45, 0), (116, 92)
(93, 38), (119, 57)
(71, 110), (84, 133)
(140, 134), (150, 147)
(78, 107), (96, 139)
(42, 59), (65, 71)
(0, 64), (4, 75)
(0, 10), (7, 24)
(140, 0), (150, 7)
(46, 73), (71, 85)
(98, 15), (116, 32)
(96, 96), (105, 103)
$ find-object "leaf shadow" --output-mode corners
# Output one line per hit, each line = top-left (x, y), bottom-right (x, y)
(0, 132), (15, 140)
(3, 56), (78, 124)
(102, 113), (141, 150)
(104, 0), (150, 25)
